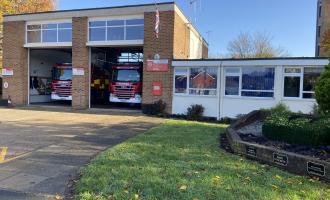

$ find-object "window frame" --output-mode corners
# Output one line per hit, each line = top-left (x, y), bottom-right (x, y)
(282, 66), (323, 100)
(224, 66), (275, 99)
(88, 16), (144, 42)
(26, 20), (72, 45)
(173, 67), (218, 97)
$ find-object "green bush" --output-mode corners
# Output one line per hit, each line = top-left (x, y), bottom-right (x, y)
(262, 102), (291, 114)
(263, 113), (330, 146)
(315, 60), (330, 113)
(142, 100), (167, 116)
(187, 104), (204, 121)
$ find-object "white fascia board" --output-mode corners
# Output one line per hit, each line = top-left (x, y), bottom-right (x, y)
(86, 40), (143, 47)
(221, 59), (329, 67)
(173, 59), (329, 68)
(24, 42), (72, 48)
(4, 4), (174, 22)
(172, 60), (221, 67)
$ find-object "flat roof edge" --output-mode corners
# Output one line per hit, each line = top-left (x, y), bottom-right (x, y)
(173, 57), (329, 61)
(3, 2), (175, 22)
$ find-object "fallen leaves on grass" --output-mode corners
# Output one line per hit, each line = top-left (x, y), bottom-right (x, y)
(212, 176), (222, 185)
(55, 194), (63, 200)
(274, 175), (282, 180)
(179, 185), (188, 191)
(271, 185), (279, 190)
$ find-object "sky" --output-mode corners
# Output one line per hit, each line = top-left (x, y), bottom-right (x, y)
(58, 0), (318, 57)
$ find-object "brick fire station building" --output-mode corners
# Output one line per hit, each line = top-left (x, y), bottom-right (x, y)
(1, 2), (208, 112)
(2, 1), (329, 120)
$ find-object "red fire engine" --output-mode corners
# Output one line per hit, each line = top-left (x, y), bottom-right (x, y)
(51, 63), (72, 101)
(109, 64), (142, 104)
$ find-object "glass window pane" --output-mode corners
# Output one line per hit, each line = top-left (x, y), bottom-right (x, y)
(89, 27), (106, 41)
(42, 30), (57, 42)
(303, 67), (323, 92)
(27, 30), (41, 43)
(241, 91), (274, 97)
(89, 21), (106, 27)
(27, 25), (41, 30)
(189, 89), (216, 96)
(42, 23), (57, 29)
(58, 23), (72, 29)
(175, 68), (188, 75)
(303, 93), (315, 99)
(107, 27), (124, 40)
(225, 68), (240, 74)
(284, 76), (300, 97)
(285, 68), (301, 73)
(126, 26), (144, 40)
(189, 68), (217, 89)
(107, 20), (124, 26)
(58, 29), (72, 42)
(225, 76), (239, 95)
(242, 67), (275, 91)
(126, 19), (144, 25)
(175, 75), (187, 94)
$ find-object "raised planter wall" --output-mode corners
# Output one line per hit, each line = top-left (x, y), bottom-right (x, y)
(226, 111), (330, 183)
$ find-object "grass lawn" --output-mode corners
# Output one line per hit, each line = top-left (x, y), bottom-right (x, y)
(75, 120), (330, 200)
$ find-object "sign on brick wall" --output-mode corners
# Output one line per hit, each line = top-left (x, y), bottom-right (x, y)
(146, 59), (169, 72)
(152, 82), (162, 96)
(2, 67), (14, 76)
(73, 67), (85, 76)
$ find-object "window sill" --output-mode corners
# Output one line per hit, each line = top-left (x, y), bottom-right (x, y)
(86, 40), (143, 46)
(281, 98), (317, 102)
(24, 42), (72, 48)
(174, 94), (218, 98)
(223, 96), (275, 100)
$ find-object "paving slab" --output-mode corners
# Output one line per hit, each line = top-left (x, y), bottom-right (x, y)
(0, 107), (164, 199)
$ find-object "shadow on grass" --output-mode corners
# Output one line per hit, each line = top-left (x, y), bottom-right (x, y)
(75, 121), (330, 200)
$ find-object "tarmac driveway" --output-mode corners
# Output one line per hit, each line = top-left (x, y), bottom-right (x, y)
(0, 107), (164, 199)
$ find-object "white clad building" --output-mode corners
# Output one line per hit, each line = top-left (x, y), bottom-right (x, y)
(172, 58), (329, 119)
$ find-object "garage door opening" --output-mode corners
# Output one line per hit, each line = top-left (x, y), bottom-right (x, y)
(29, 49), (72, 107)
(90, 47), (143, 109)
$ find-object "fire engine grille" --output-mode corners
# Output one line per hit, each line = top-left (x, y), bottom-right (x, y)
(114, 85), (135, 99)
(53, 83), (72, 97)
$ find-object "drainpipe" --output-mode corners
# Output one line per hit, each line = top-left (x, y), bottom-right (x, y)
(218, 61), (223, 120)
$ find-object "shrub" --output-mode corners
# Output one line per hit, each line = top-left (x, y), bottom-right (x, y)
(187, 104), (204, 121)
(218, 117), (232, 124)
(142, 100), (167, 116)
(315, 60), (330, 114)
(263, 113), (330, 146)
(262, 103), (291, 115)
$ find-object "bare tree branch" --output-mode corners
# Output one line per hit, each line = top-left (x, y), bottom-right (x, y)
(227, 31), (289, 58)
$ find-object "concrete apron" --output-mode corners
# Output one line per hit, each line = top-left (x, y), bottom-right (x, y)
(0, 107), (164, 199)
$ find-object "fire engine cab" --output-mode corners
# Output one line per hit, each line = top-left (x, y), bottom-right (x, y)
(51, 63), (72, 101)
(109, 64), (142, 104)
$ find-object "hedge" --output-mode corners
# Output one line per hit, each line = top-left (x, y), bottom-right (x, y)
(263, 113), (330, 147)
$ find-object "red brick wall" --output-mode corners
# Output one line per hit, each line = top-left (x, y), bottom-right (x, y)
(142, 10), (197, 114)
(173, 12), (190, 59)
(319, 0), (330, 57)
(72, 17), (90, 109)
(2, 21), (28, 105)
(142, 11), (175, 113)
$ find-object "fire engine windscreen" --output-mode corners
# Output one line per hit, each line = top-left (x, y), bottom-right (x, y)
(53, 68), (72, 81)
(112, 69), (140, 82)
